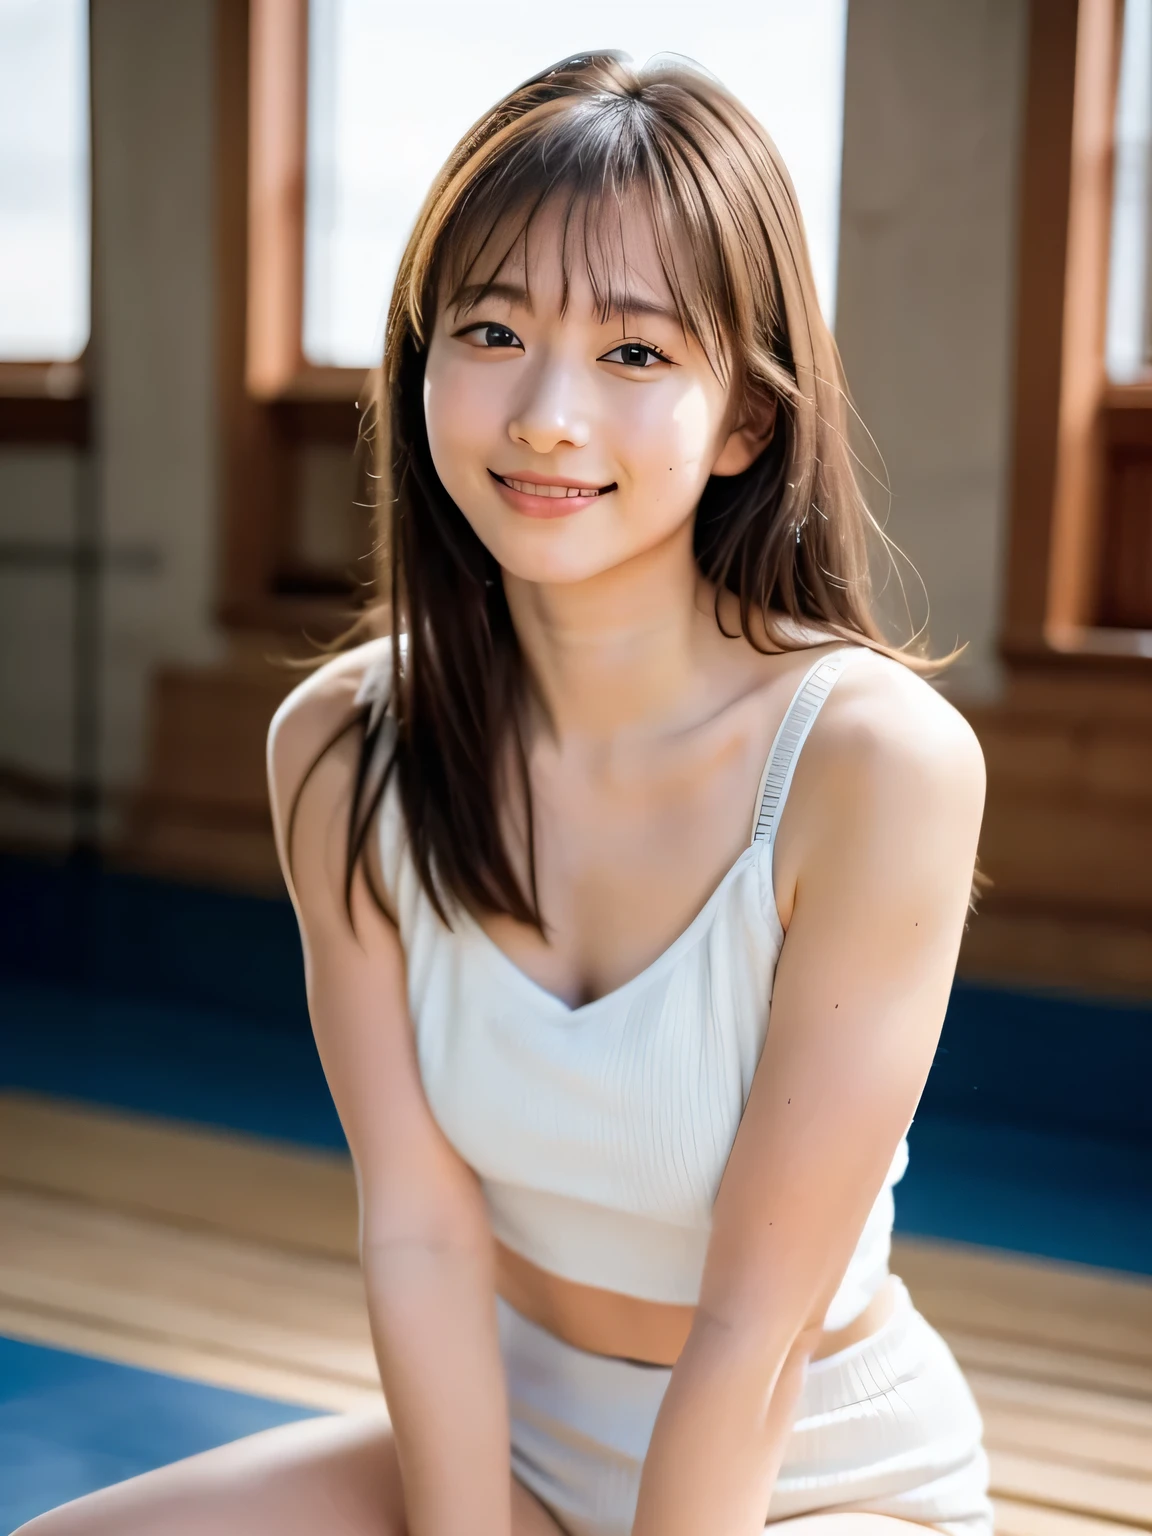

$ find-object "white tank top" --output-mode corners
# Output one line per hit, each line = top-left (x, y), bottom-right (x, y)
(363, 645), (908, 1331)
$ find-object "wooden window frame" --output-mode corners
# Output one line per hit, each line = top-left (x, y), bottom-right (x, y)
(1003, 0), (1152, 675)
(0, 361), (89, 447)
(246, 0), (361, 403)
(217, 0), (365, 637)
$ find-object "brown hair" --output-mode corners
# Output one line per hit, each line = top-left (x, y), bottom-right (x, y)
(330, 51), (973, 929)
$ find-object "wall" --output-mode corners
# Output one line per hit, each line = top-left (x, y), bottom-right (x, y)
(92, 0), (222, 790)
(0, 0), (221, 846)
(0, 448), (81, 844)
(835, 0), (1029, 701)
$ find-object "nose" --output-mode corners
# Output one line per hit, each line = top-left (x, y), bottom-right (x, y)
(507, 352), (592, 454)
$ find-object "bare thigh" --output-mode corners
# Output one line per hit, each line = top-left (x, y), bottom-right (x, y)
(15, 1412), (565, 1536)
(771, 1516), (950, 1536)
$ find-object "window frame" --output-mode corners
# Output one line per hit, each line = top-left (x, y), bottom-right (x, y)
(1003, 0), (1152, 672)
(0, 361), (89, 446)
(246, 0), (360, 403)
(217, 0), (365, 637)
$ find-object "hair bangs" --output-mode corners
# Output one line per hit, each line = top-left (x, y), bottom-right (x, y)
(411, 92), (742, 382)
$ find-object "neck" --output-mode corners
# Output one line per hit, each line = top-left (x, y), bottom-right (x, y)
(503, 523), (717, 741)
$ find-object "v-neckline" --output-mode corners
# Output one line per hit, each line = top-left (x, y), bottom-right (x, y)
(400, 641), (855, 1019)
(459, 841), (781, 1020)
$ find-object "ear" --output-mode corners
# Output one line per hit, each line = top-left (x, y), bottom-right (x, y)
(711, 394), (778, 477)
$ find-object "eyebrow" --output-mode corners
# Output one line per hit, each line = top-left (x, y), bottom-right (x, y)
(450, 280), (682, 328)
(451, 281), (530, 315)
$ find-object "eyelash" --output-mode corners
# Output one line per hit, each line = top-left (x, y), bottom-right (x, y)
(458, 322), (523, 350)
(600, 341), (673, 369)
(456, 323), (673, 368)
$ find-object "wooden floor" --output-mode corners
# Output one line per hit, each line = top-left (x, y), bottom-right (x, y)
(1, 1091), (1149, 1535)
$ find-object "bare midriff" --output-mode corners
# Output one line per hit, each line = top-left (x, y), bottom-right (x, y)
(495, 1239), (897, 1366)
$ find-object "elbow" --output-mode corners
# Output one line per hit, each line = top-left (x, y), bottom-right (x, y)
(359, 1198), (493, 1274)
(685, 1305), (823, 1406)
(356, 1158), (495, 1287)
(359, 1227), (496, 1320)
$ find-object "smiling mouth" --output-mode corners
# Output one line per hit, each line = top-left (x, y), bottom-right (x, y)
(490, 471), (616, 499)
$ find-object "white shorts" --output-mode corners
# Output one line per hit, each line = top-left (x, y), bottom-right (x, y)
(498, 1277), (992, 1536)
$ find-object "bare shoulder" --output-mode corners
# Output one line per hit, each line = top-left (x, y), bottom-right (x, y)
(814, 646), (986, 825)
(266, 635), (391, 820)
(265, 637), (393, 923)
(770, 647), (986, 934)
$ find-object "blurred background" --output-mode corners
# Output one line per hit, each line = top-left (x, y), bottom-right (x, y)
(0, 1), (1150, 1531)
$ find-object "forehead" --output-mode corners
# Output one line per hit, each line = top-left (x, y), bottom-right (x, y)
(444, 192), (686, 321)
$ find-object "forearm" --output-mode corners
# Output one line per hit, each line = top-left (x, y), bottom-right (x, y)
(364, 1239), (511, 1536)
(632, 1319), (812, 1536)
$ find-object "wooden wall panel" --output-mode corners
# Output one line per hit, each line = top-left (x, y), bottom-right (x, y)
(959, 677), (1152, 997)
(124, 654), (296, 891)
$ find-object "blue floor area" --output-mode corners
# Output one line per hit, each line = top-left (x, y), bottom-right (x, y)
(0, 1337), (321, 1532)
(0, 978), (344, 1149)
(899, 1116), (1152, 1275)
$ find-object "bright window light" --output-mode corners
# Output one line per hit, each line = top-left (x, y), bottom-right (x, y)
(304, 1), (847, 369)
(0, 0), (90, 362)
(1108, 0), (1152, 382)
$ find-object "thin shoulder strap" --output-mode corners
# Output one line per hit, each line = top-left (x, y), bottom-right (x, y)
(750, 647), (864, 845)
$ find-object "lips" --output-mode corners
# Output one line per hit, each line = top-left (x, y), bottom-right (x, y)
(490, 471), (616, 499)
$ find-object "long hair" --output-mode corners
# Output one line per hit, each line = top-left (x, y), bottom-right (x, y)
(329, 51), (971, 930)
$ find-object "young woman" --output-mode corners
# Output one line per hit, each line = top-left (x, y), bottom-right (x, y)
(25, 52), (991, 1536)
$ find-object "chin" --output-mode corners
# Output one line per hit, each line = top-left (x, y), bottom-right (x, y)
(461, 492), (692, 588)
(457, 503), (618, 586)
(491, 537), (622, 587)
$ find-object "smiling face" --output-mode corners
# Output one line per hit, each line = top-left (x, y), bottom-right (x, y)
(422, 201), (768, 587)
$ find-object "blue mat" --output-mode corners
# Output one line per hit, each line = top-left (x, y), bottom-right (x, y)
(0, 1337), (321, 1532)
(898, 1116), (1152, 1274)
(0, 978), (344, 1149)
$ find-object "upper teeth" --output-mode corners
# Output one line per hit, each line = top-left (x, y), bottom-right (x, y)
(503, 478), (601, 498)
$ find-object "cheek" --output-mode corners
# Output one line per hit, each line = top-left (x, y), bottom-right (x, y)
(423, 353), (504, 489)
(670, 383), (723, 475)
(620, 377), (723, 497)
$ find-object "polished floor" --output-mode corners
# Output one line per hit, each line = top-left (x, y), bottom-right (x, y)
(1, 1091), (1150, 1536)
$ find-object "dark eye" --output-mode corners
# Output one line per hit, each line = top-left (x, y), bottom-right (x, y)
(463, 322), (522, 349)
(600, 342), (668, 369)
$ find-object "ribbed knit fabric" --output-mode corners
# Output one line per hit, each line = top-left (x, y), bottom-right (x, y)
(366, 645), (909, 1330)
(497, 1279), (992, 1536)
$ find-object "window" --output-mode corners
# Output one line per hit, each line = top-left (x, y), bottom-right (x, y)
(1004, 0), (1152, 650)
(1101, 0), (1152, 627)
(0, 0), (89, 364)
(302, 0), (848, 369)
(1107, 0), (1152, 382)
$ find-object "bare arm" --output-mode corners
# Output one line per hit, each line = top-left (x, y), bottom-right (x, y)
(632, 660), (987, 1536)
(268, 645), (511, 1536)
